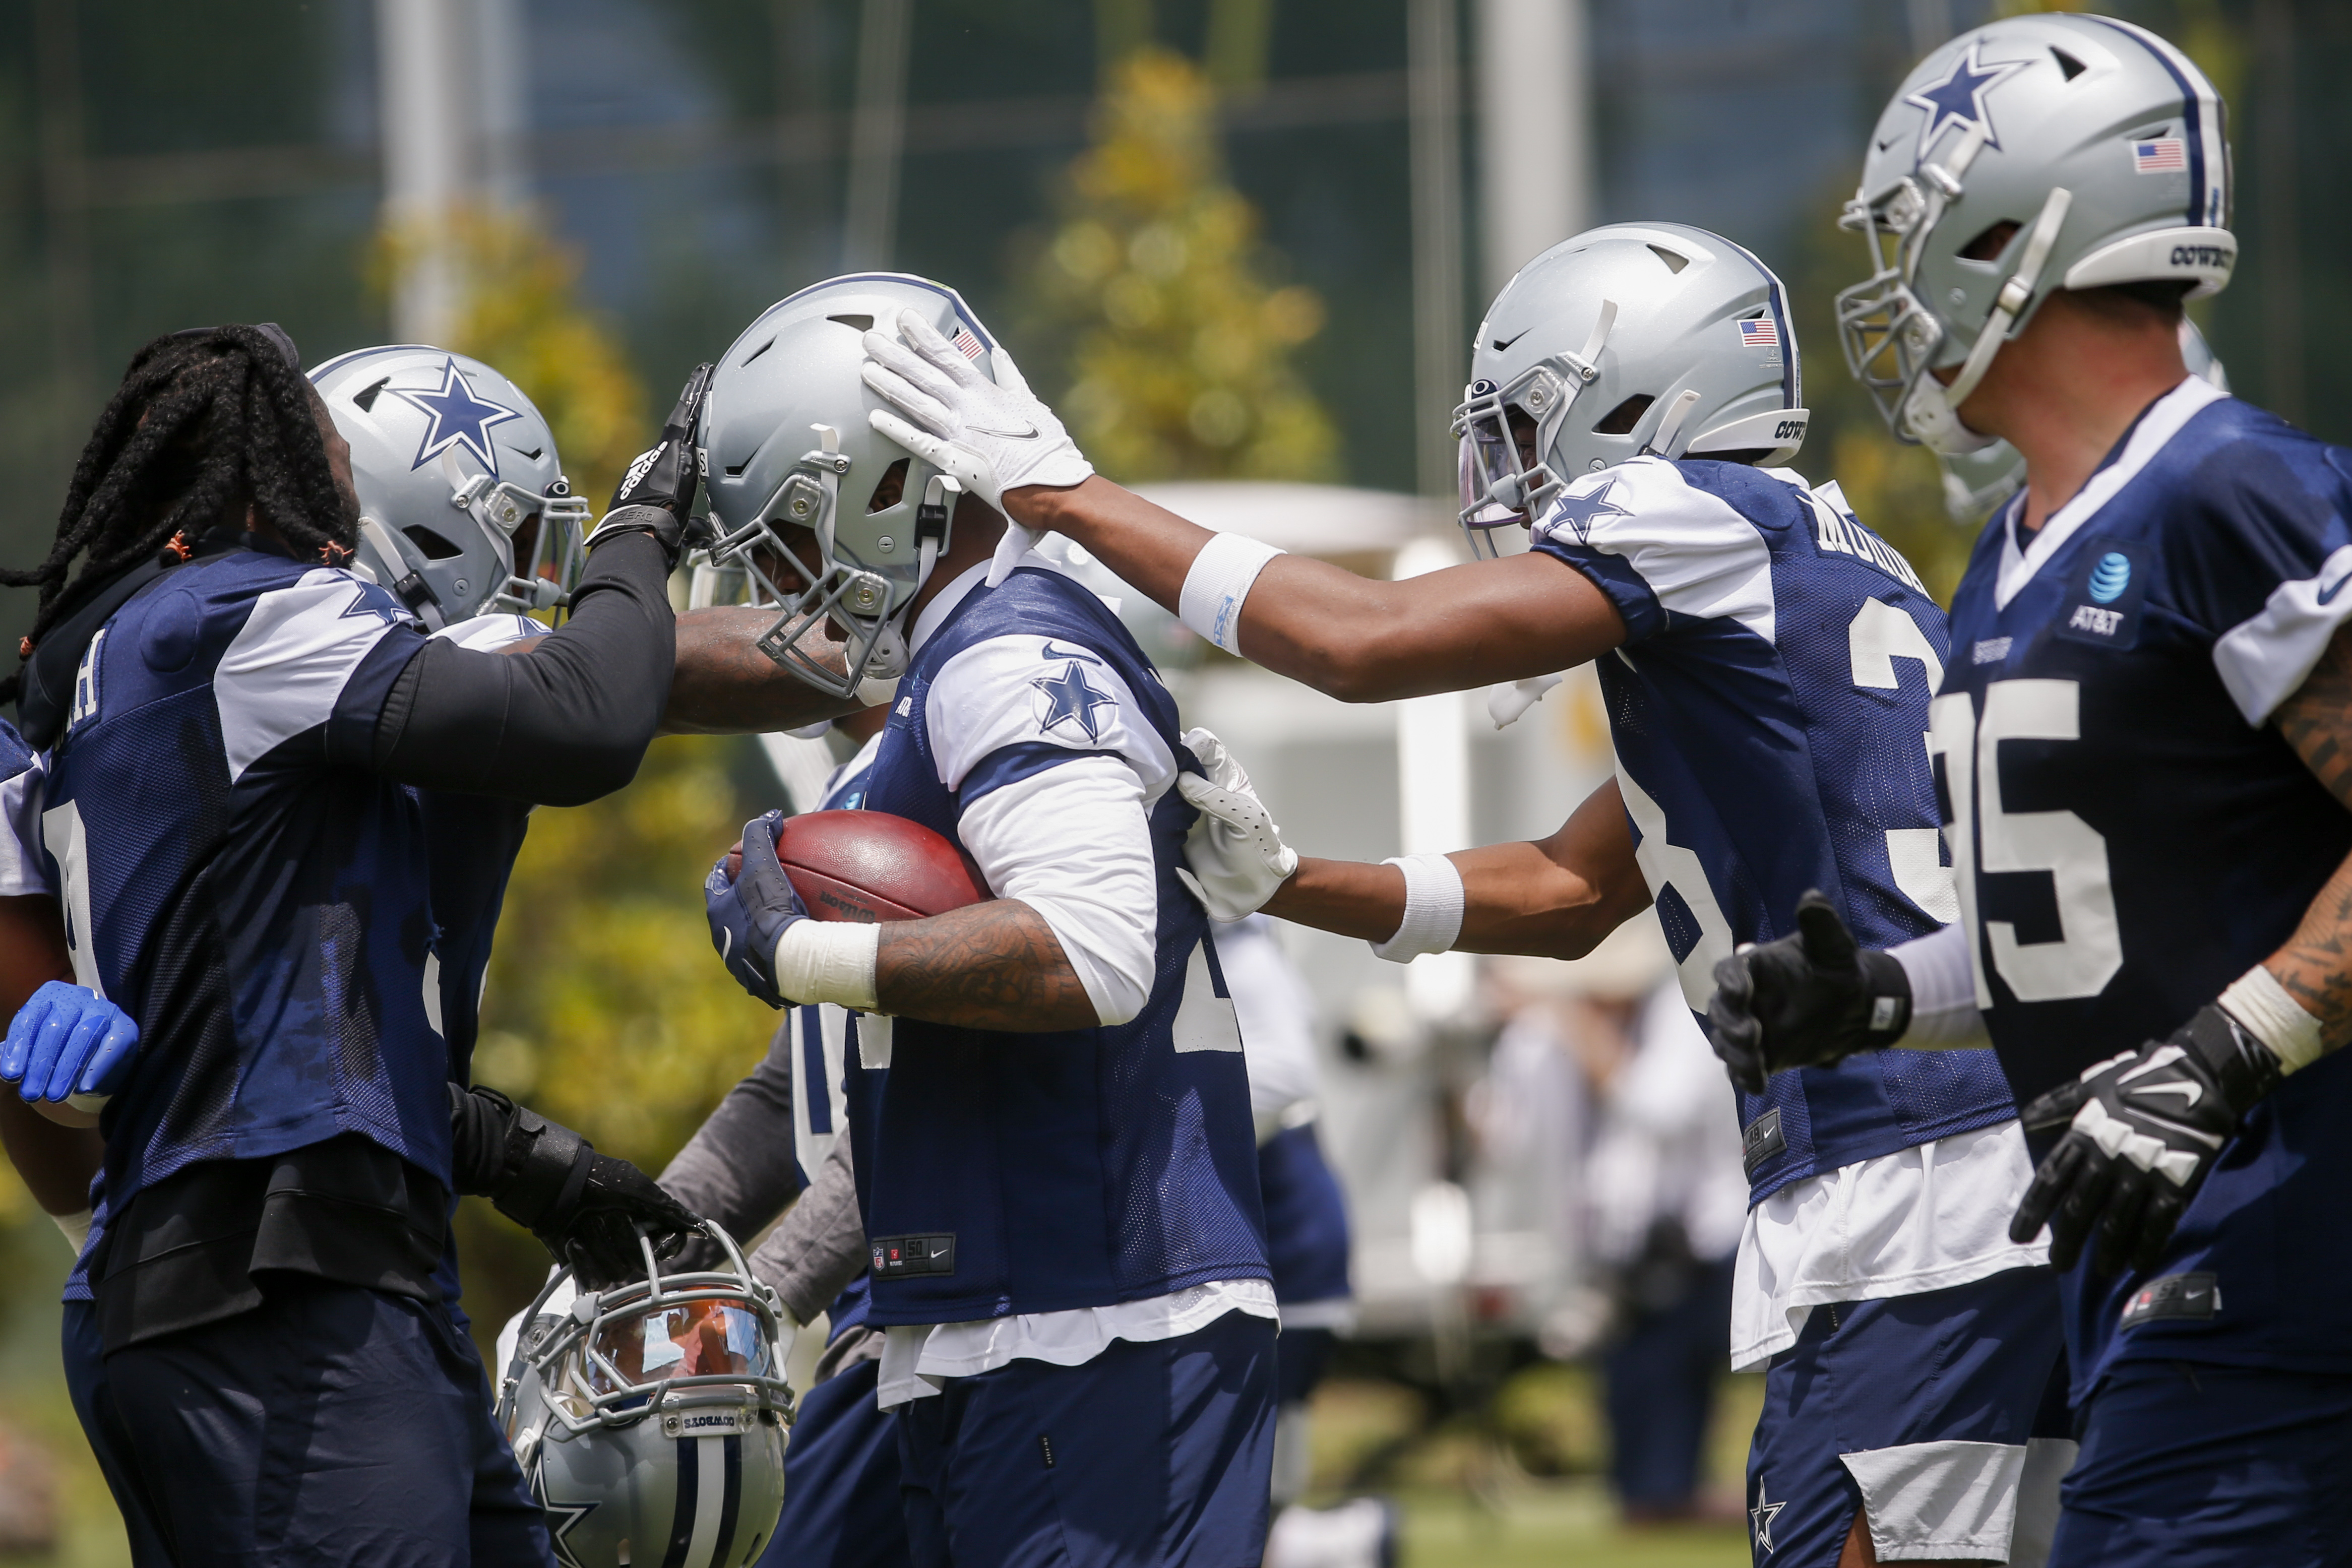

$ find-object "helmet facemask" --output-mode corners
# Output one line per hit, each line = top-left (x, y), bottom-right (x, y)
(1451, 299), (1617, 559)
(700, 422), (959, 701)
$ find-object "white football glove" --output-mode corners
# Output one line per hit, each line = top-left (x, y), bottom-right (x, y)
(861, 310), (1094, 586)
(1174, 727), (1298, 921)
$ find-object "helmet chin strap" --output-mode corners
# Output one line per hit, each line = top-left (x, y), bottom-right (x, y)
(1904, 184), (2075, 456)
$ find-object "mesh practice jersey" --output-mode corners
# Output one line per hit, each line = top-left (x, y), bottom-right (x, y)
(1532, 456), (2016, 1202)
(1936, 376), (2352, 1396)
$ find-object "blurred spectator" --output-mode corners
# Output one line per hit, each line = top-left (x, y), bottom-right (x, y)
(1482, 920), (1746, 1521)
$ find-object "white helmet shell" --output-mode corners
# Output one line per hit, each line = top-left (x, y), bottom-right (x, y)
(1837, 13), (2233, 452)
(698, 274), (1001, 699)
(495, 1223), (793, 1568)
(310, 345), (590, 626)
(1453, 222), (1808, 555)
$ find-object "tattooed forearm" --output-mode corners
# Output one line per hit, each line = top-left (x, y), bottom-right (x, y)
(2269, 623), (2352, 1048)
(662, 607), (858, 735)
(875, 899), (1099, 1032)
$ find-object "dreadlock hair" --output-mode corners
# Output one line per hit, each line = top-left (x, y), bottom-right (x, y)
(1, 324), (356, 702)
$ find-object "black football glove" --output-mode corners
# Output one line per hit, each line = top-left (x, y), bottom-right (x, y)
(449, 1084), (701, 1289)
(1707, 889), (1911, 1095)
(2009, 1005), (2281, 1276)
(585, 362), (716, 570)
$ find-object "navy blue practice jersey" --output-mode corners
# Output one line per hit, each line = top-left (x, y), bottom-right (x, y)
(36, 539), (442, 1211)
(849, 564), (1268, 1326)
(1936, 377), (2352, 1394)
(1532, 456), (2016, 1201)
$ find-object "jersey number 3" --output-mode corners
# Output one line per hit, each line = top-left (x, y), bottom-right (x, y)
(1928, 680), (2123, 1006)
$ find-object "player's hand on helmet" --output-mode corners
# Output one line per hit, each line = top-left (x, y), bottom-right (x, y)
(705, 810), (809, 1008)
(861, 310), (1094, 585)
(1174, 727), (1299, 921)
(546, 1154), (703, 1290)
(1706, 890), (1910, 1095)
(1, 980), (138, 1106)
(2010, 1005), (2281, 1276)
(587, 361), (716, 570)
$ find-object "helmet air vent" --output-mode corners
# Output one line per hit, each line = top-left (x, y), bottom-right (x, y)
(1594, 394), (1655, 435)
(827, 313), (876, 331)
(740, 336), (776, 366)
(1646, 244), (1689, 274)
(402, 524), (465, 561)
(2051, 47), (2086, 81)
(352, 378), (389, 413)
(866, 458), (910, 513)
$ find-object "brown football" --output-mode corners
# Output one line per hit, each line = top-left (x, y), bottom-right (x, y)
(725, 809), (988, 922)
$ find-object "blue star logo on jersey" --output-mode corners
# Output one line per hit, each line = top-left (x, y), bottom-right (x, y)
(1750, 1477), (1786, 1553)
(1903, 42), (2027, 160)
(1548, 476), (1630, 545)
(339, 583), (410, 628)
(1034, 660), (1116, 742)
(389, 356), (521, 476)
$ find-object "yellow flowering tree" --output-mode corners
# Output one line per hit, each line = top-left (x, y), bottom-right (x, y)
(1024, 48), (1341, 483)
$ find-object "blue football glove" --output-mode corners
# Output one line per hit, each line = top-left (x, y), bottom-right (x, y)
(2, 981), (139, 1103)
(705, 811), (809, 1009)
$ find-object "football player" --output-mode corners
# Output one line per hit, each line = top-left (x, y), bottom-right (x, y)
(860, 230), (2065, 1566)
(1710, 13), (2352, 1561)
(695, 274), (1277, 1568)
(0, 322), (837, 1568)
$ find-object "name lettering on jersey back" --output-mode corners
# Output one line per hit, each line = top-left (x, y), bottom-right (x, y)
(67, 628), (104, 734)
(1805, 494), (1927, 593)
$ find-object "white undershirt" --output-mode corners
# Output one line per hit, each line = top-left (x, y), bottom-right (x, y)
(872, 551), (1272, 1408)
(1729, 1119), (2048, 1371)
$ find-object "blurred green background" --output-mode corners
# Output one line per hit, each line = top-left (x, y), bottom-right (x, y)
(0, 0), (2335, 1561)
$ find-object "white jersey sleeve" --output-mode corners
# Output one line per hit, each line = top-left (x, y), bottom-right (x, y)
(927, 635), (1174, 1027)
(1528, 456), (1777, 645)
(0, 749), (48, 897)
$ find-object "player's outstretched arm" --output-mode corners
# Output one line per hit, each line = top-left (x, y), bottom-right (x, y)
(1266, 777), (1652, 959)
(2261, 625), (2352, 1047)
(859, 313), (1626, 702)
(663, 607), (860, 735)
(1018, 479), (1627, 703)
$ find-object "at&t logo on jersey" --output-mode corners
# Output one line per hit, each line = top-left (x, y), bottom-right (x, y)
(2057, 542), (2148, 651)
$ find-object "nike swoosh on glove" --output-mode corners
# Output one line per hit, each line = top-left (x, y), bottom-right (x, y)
(1, 980), (139, 1107)
(860, 309), (1093, 585)
(1707, 890), (1911, 1095)
(2010, 1004), (2280, 1276)
(1174, 727), (1298, 921)
(705, 810), (810, 1008)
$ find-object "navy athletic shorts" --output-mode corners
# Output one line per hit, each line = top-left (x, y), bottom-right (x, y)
(759, 1354), (909, 1568)
(63, 1280), (549, 1568)
(2051, 1359), (2352, 1566)
(1747, 1266), (2066, 1567)
(896, 1307), (1277, 1568)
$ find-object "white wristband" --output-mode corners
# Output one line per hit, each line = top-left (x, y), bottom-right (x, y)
(2218, 964), (2324, 1075)
(1178, 533), (1284, 655)
(1371, 854), (1465, 963)
(775, 920), (882, 1011)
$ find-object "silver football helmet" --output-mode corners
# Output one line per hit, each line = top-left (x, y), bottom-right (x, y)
(496, 1222), (793, 1568)
(697, 274), (999, 699)
(311, 345), (591, 626)
(1838, 13), (2234, 454)
(1452, 222), (1809, 556)
(1934, 316), (2228, 523)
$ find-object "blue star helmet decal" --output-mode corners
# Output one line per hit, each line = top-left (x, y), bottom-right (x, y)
(1033, 658), (1118, 743)
(1547, 475), (1631, 545)
(1903, 41), (2028, 160)
(390, 355), (523, 477)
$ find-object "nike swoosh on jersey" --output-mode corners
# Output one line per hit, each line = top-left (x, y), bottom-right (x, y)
(969, 421), (1041, 440)
(2319, 571), (2351, 605)
(1039, 640), (1102, 664)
